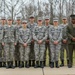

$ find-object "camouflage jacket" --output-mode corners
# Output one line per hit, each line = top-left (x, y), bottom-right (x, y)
(49, 25), (62, 43)
(19, 28), (31, 45)
(33, 25), (47, 42)
(3, 25), (17, 43)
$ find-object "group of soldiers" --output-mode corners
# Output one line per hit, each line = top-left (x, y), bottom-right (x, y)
(0, 14), (75, 69)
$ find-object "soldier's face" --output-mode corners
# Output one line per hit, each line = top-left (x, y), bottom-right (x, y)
(22, 23), (27, 27)
(29, 17), (34, 22)
(72, 19), (75, 24)
(53, 21), (58, 26)
(62, 19), (67, 24)
(1, 20), (6, 25)
(16, 20), (21, 24)
(45, 19), (50, 23)
(38, 20), (43, 25)
(7, 20), (12, 25)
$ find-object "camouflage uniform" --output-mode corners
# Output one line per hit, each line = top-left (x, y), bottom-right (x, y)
(49, 18), (62, 68)
(44, 16), (51, 66)
(33, 25), (47, 62)
(19, 28), (31, 62)
(0, 25), (4, 67)
(44, 25), (51, 66)
(15, 25), (22, 67)
(60, 23), (69, 66)
(27, 22), (37, 66)
(3, 25), (16, 62)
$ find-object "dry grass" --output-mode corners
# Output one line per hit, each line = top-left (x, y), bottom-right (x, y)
(46, 49), (75, 66)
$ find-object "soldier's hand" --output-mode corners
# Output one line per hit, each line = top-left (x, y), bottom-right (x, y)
(63, 39), (67, 44)
(54, 41), (58, 45)
(38, 40), (42, 44)
(14, 43), (17, 45)
(2, 43), (5, 46)
(24, 43), (27, 47)
(72, 37), (75, 41)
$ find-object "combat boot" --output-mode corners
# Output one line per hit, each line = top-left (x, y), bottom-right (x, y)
(34, 61), (39, 68)
(32, 60), (35, 67)
(50, 62), (54, 68)
(11, 61), (15, 69)
(44, 61), (46, 66)
(0, 62), (2, 67)
(3, 62), (6, 67)
(68, 64), (72, 68)
(15, 61), (17, 67)
(60, 60), (64, 67)
(6, 61), (10, 69)
(29, 60), (31, 67)
(49, 61), (51, 67)
(19, 61), (24, 68)
(67, 60), (69, 67)
(40, 61), (44, 68)
(17, 61), (20, 67)
(55, 61), (59, 68)
(25, 61), (29, 68)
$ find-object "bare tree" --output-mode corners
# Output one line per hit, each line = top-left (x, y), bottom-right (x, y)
(5, 0), (22, 20)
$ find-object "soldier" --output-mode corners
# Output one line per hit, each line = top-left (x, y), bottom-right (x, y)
(27, 15), (37, 67)
(60, 17), (69, 67)
(2, 17), (17, 69)
(15, 17), (22, 67)
(19, 20), (31, 68)
(67, 14), (75, 68)
(49, 18), (62, 68)
(33, 17), (47, 68)
(0, 17), (4, 67)
(44, 16), (51, 66)
(1, 17), (6, 67)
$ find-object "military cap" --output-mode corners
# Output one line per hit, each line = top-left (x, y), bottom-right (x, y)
(37, 17), (43, 21)
(22, 20), (27, 23)
(7, 17), (12, 20)
(70, 14), (75, 19)
(45, 16), (50, 20)
(16, 17), (21, 20)
(1, 16), (6, 20)
(62, 16), (67, 20)
(53, 17), (59, 22)
(29, 15), (35, 18)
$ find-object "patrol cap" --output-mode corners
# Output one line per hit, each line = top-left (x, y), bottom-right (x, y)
(22, 20), (27, 24)
(29, 15), (35, 18)
(37, 17), (43, 21)
(45, 16), (50, 20)
(53, 17), (59, 22)
(7, 17), (12, 21)
(16, 17), (21, 20)
(1, 16), (6, 20)
(62, 16), (67, 20)
(70, 14), (75, 19)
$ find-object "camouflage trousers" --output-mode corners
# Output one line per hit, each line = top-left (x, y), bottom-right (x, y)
(50, 43), (61, 62)
(2, 46), (6, 62)
(60, 43), (69, 61)
(0, 43), (2, 62)
(34, 42), (45, 61)
(45, 42), (50, 61)
(19, 44), (30, 61)
(29, 41), (35, 60)
(4, 43), (15, 61)
(15, 42), (20, 61)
